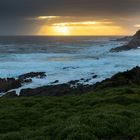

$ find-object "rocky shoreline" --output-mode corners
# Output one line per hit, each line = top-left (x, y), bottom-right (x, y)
(111, 30), (140, 52)
(0, 72), (46, 96)
(1, 71), (98, 97)
(2, 66), (140, 97)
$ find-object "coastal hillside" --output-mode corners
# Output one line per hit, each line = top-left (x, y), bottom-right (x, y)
(1, 67), (140, 140)
(111, 29), (140, 52)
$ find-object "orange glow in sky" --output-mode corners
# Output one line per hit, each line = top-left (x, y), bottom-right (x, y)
(37, 16), (60, 19)
(37, 17), (129, 36)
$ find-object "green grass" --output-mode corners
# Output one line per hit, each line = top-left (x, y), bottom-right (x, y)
(0, 86), (140, 140)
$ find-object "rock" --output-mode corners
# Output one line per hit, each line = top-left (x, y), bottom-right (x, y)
(63, 66), (79, 70)
(111, 30), (140, 52)
(20, 84), (73, 96)
(94, 66), (140, 90)
(84, 78), (92, 82)
(18, 72), (46, 80)
(0, 78), (21, 92)
(0, 72), (46, 93)
(20, 88), (38, 96)
(19, 80), (95, 96)
(18, 66), (140, 97)
(51, 80), (59, 84)
(14, 66), (140, 97)
(80, 78), (84, 81)
(2, 91), (17, 98)
(112, 36), (132, 42)
(92, 75), (97, 78)
(22, 79), (32, 83)
(68, 80), (79, 85)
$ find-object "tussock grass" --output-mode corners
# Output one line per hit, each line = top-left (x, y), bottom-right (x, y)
(0, 86), (140, 140)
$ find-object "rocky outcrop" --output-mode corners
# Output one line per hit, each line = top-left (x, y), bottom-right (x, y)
(94, 66), (140, 89)
(111, 30), (140, 52)
(19, 79), (96, 97)
(20, 84), (72, 96)
(0, 72), (46, 93)
(18, 72), (46, 80)
(19, 66), (140, 96)
(50, 80), (59, 84)
(112, 36), (132, 42)
(3, 66), (140, 97)
(0, 78), (21, 92)
(0, 71), (98, 97)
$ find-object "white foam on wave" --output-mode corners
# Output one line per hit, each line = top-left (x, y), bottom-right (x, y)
(0, 37), (140, 94)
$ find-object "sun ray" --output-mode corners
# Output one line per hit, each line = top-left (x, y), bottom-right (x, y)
(52, 26), (70, 35)
(37, 18), (129, 36)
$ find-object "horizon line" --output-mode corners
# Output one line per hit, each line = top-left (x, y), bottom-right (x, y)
(0, 34), (131, 37)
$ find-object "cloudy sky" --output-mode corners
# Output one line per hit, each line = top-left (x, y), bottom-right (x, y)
(0, 0), (140, 35)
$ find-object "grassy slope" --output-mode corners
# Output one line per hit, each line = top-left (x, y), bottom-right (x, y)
(0, 85), (140, 140)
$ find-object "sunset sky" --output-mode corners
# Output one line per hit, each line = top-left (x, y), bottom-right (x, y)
(0, 0), (140, 36)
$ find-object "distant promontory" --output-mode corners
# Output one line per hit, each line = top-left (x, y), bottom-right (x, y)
(111, 30), (140, 52)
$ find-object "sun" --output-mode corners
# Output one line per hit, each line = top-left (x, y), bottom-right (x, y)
(37, 19), (128, 36)
(52, 26), (70, 35)
(37, 25), (70, 36)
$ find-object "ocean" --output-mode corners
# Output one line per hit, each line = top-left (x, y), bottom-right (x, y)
(0, 36), (139, 93)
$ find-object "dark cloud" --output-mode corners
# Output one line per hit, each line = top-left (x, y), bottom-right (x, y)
(0, 0), (140, 17)
(0, 0), (140, 35)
